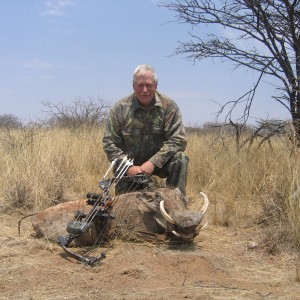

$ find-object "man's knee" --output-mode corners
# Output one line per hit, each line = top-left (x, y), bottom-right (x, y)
(165, 152), (189, 195)
(171, 152), (189, 169)
(154, 152), (189, 176)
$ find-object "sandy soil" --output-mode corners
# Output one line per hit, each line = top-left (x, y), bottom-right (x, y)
(1, 212), (300, 300)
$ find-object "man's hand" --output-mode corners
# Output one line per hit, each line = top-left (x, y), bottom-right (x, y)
(140, 161), (155, 175)
(127, 161), (155, 176)
(127, 165), (143, 176)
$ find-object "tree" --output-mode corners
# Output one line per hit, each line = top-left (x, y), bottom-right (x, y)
(0, 114), (22, 128)
(160, 0), (300, 138)
(42, 97), (110, 129)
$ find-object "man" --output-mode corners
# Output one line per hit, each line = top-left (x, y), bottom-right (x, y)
(102, 64), (189, 195)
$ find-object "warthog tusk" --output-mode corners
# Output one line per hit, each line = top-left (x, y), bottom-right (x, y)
(172, 230), (182, 238)
(154, 217), (167, 230)
(172, 230), (195, 240)
(159, 201), (176, 224)
(198, 222), (208, 231)
(199, 192), (209, 214)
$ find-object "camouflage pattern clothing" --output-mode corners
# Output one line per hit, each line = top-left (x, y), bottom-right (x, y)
(102, 91), (189, 194)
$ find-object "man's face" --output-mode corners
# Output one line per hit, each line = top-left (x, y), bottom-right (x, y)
(133, 71), (157, 107)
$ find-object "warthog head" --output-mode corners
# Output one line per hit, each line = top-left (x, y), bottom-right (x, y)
(137, 187), (209, 242)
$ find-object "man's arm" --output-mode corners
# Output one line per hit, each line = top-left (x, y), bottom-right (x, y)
(149, 104), (187, 168)
(102, 107), (126, 163)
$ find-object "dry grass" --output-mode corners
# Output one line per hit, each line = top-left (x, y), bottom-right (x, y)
(1, 125), (300, 251)
(186, 130), (300, 252)
(0, 126), (106, 210)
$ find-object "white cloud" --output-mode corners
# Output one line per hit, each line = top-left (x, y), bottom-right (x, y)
(41, 0), (76, 17)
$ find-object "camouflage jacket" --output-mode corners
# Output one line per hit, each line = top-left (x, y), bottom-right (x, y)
(102, 91), (187, 168)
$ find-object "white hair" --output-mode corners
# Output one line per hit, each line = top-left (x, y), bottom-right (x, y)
(133, 64), (158, 85)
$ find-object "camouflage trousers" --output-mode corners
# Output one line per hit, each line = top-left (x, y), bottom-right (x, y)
(115, 152), (189, 196)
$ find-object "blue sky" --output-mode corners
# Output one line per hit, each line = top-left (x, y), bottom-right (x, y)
(0, 0), (291, 126)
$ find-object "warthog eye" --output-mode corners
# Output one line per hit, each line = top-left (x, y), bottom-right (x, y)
(155, 192), (161, 199)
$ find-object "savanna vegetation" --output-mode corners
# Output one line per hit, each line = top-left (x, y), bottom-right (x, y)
(2, 100), (300, 298)
(1, 117), (300, 256)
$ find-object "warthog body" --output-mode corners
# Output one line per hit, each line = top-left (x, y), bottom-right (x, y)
(31, 187), (209, 244)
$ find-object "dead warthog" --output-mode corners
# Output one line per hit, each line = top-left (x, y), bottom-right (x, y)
(29, 187), (209, 245)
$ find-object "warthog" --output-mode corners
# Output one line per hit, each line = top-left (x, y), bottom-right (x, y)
(31, 187), (209, 245)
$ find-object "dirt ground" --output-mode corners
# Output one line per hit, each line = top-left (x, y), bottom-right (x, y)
(1, 212), (300, 300)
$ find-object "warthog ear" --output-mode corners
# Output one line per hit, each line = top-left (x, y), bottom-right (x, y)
(171, 211), (203, 229)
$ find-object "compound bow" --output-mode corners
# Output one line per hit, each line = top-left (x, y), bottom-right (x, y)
(58, 156), (150, 266)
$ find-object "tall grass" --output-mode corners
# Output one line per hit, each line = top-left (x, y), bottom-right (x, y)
(0, 126), (106, 209)
(186, 131), (300, 251)
(1, 125), (300, 250)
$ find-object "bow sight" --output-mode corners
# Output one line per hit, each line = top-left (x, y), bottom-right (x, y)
(58, 156), (149, 266)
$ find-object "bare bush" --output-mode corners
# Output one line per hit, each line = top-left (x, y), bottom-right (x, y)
(42, 97), (110, 129)
(187, 119), (291, 152)
(0, 122), (42, 152)
(0, 114), (22, 129)
(186, 122), (255, 135)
